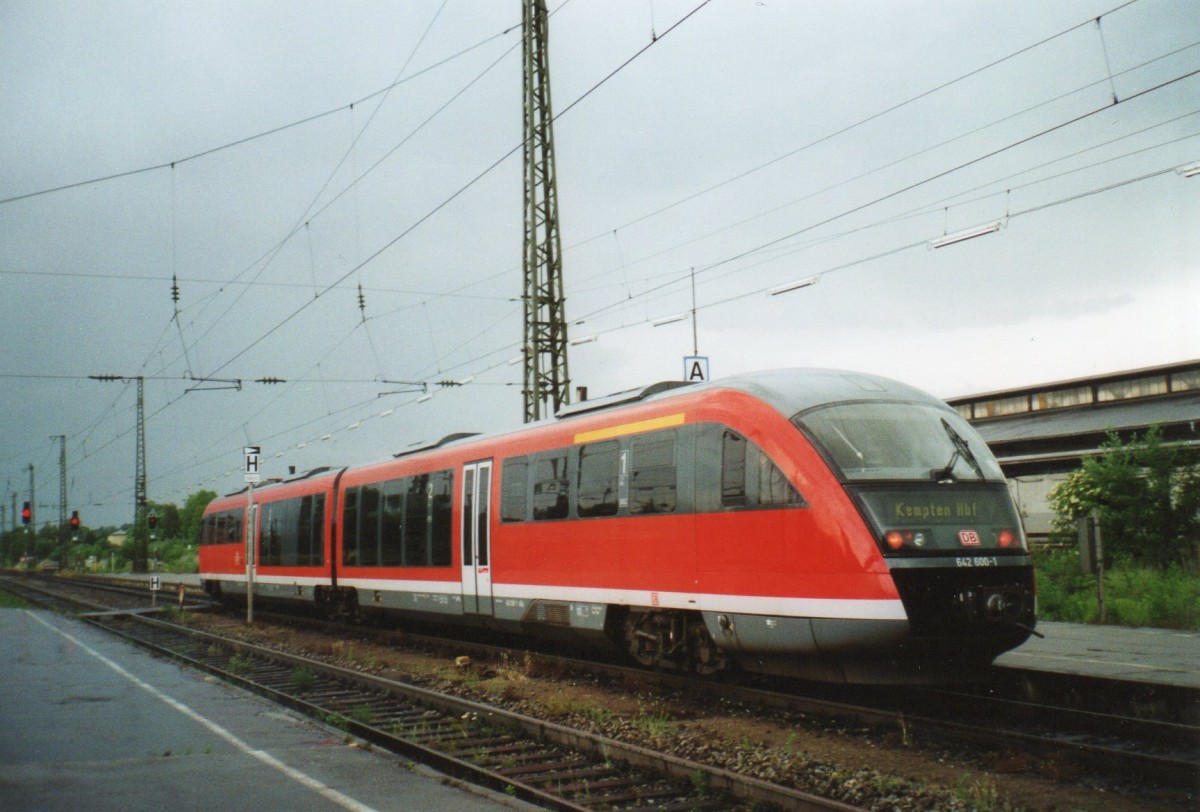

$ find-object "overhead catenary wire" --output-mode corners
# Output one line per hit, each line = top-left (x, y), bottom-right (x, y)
(199, 0), (714, 380)
(9, 0), (1194, 517)
(565, 0), (1148, 253)
(155, 143), (1197, 502)
(572, 37), (1200, 296)
(0, 20), (522, 208)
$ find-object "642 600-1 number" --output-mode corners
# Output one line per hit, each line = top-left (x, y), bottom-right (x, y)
(956, 556), (998, 567)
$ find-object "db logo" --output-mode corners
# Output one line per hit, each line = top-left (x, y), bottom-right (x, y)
(958, 530), (981, 546)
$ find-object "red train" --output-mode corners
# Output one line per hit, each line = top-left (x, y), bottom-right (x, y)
(200, 369), (1036, 683)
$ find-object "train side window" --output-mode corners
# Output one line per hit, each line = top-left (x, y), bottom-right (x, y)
(721, 430), (748, 508)
(430, 469), (453, 566)
(755, 451), (803, 506)
(577, 441), (619, 517)
(297, 497), (313, 566)
(462, 468), (475, 562)
(533, 451), (570, 520)
(342, 488), (360, 565)
(403, 474), (430, 566)
(500, 457), (528, 523)
(380, 481), (405, 567)
(213, 511), (235, 545)
(719, 429), (805, 509)
(260, 502), (283, 566)
(631, 431), (676, 515)
(299, 494), (324, 566)
(228, 510), (244, 543)
(476, 465), (490, 565)
(359, 485), (381, 566)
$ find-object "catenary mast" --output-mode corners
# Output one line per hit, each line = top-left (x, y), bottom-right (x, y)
(522, 0), (570, 422)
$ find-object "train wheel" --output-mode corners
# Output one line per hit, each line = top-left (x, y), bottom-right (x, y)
(623, 610), (728, 676)
(624, 611), (664, 668)
(688, 620), (728, 676)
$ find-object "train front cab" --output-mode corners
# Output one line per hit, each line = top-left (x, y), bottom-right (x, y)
(785, 397), (1037, 682)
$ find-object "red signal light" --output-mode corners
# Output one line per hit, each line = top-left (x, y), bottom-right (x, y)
(70, 510), (80, 530)
(147, 512), (158, 529)
(21, 501), (31, 525)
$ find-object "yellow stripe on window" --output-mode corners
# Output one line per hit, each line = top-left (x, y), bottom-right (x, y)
(573, 412), (685, 445)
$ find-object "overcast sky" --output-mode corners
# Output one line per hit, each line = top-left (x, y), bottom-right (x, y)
(2, 0), (1198, 528)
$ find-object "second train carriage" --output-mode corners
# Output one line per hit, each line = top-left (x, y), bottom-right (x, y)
(200, 368), (1036, 683)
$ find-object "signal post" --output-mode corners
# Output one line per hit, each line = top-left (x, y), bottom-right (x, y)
(243, 446), (260, 624)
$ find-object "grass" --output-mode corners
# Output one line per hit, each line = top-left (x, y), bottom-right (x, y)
(0, 590), (31, 609)
(225, 653), (254, 675)
(952, 773), (1006, 810)
(292, 667), (317, 692)
(632, 709), (676, 739)
(1034, 549), (1200, 629)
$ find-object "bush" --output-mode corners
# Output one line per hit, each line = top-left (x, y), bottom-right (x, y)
(1047, 427), (1200, 570)
(1034, 548), (1200, 629)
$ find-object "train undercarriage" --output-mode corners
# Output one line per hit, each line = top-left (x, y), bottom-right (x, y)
(621, 609), (729, 676)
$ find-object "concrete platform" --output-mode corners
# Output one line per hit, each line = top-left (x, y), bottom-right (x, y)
(0, 609), (533, 812)
(71, 573), (1200, 692)
(994, 620), (1200, 690)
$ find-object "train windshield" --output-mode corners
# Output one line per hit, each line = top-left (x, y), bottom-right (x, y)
(793, 401), (1005, 483)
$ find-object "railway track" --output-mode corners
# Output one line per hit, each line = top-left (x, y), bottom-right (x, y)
(235, 600), (1199, 795)
(5, 573), (1198, 808)
(0, 574), (856, 811)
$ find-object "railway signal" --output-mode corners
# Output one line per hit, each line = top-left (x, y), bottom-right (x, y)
(70, 510), (80, 530)
(21, 501), (31, 525)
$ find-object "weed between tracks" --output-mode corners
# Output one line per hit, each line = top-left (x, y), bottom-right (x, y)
(225, 653), (253, 675)
(183, 613), (1183, 812)
(291, 666), (316, 692)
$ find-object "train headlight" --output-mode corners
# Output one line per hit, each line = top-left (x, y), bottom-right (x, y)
(884, 529), (932, 550)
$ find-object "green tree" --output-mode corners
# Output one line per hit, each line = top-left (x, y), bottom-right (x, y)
(179, 489), (217, 546)
(1049, 427), (1200, 570)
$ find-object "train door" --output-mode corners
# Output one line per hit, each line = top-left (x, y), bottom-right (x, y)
(460, 459), (494, 615)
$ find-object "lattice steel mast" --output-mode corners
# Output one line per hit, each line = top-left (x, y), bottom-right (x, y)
(522, 0), (570, 422)
(134, 375), (148, 573)
(55, 435), (66, 569)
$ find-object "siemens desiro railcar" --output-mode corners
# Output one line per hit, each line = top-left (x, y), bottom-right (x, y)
(200, 369), (1036, 683)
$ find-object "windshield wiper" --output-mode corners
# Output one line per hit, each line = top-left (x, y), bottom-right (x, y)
(933, 418), (984, 482)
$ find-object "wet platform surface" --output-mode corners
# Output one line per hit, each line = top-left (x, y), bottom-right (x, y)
(994, 620), (1200, 689)
(0, 609), (531, 812)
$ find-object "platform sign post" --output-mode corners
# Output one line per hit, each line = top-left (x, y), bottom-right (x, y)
(243, 446), (260, 625)
(1077, 511), (1105, 623)
(683, 356), (709, 383)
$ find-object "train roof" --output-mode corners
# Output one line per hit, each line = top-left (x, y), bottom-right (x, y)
(558, 368), (943, 422)
(207, 369), (948, 505)
(384, 369), (944, 458)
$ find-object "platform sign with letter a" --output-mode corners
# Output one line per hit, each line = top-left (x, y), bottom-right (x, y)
(243, 445), (261, 483)
(683, 356), (709, 383)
